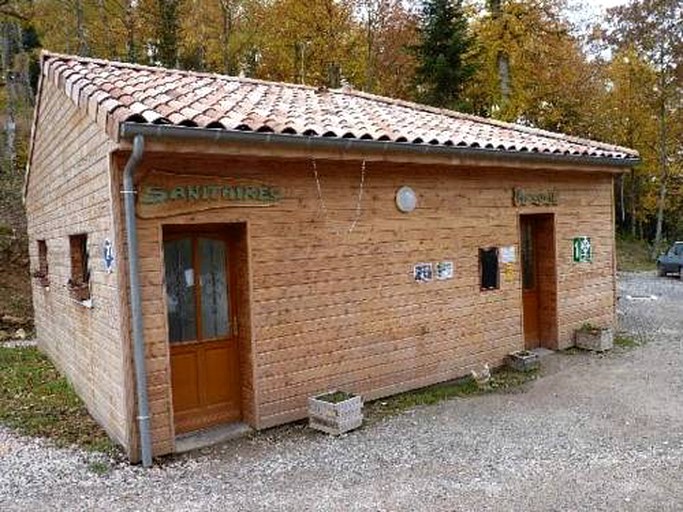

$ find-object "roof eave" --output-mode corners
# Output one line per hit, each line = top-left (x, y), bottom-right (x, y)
(118, 123), (640, 172)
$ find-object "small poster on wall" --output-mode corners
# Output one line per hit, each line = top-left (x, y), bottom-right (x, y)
(436, 261), (454, 280)
(573, 237), (592, 263)
(501, 246), (517, 264)
(413, 263), (433, 283)
(103, 239), (115, 273)
(502, 263), (515, 283)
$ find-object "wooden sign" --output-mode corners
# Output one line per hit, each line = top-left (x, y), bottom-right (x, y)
(137, 170), (283, 218)
(513, 187), (558, 207)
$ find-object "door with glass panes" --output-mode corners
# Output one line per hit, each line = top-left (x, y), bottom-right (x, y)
(163, 227), (241, 434)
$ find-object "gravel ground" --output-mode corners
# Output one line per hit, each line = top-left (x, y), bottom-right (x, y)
(2, 272), (683, 511)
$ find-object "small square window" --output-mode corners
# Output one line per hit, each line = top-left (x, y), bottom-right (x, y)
(68, 234), (90, 301)
(480, 247), (499, 290)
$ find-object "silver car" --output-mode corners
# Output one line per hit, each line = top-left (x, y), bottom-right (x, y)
(657, 242), (683, 276)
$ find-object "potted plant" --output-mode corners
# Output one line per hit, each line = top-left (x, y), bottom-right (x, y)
(67, 279), (90, 302)
(31, 270), (50, 288)
(308, 390), (363, 435)
(575, 323), (613, 352)
(506, 350), (540, 372)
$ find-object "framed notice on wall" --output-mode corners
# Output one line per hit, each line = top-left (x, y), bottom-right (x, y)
(436, 261), (454, 280)
(573, 237), (592, 263)
(413, 263), (433, 283)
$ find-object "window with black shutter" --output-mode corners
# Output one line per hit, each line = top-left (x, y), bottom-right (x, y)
(479, 247), (499, 291)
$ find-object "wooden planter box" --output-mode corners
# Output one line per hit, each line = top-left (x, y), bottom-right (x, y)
(308, 391), (363, 435)
(575, 327), (613, 352)
(506, 350), (540, 372)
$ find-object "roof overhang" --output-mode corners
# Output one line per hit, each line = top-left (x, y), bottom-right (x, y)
(118, 123), (640, 174)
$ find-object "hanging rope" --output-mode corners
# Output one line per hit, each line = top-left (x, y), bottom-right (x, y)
(312, 158), (328, 216)
(348, 160), (366, 234)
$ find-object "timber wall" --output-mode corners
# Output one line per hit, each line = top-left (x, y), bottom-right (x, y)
(129, 153), (616, 454)
(25, 80), (131, 450)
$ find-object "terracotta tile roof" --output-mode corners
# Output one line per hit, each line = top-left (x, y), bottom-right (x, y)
(41, 51), (639, 163)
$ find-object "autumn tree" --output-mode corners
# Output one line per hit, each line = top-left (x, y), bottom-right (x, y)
(354, 0), (418, 98)
(148, 0), (183, 67)
(466, 0), (602, 132)
(252, 0), (363, 86)
(604, 0), (682, 253)
(596, 49), (659, 236)
(412, 0), (476, 109)
(486, 0), (509, 107)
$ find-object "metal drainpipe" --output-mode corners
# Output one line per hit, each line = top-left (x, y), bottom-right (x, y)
(122, 134), (153, 468)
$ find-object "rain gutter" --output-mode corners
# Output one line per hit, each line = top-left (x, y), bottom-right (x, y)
(122, 134), (153, 468)
(119, 123), (640, 169)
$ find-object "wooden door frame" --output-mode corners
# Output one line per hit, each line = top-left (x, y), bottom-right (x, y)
(160, 221), (256, 439)
(518, 213), (559, 349)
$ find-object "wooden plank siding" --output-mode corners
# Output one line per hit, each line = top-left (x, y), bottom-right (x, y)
(24, 80), (133, 455)
(122, 153), (616, 453)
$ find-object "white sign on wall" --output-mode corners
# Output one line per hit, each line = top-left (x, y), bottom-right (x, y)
(436, 261), (454, 280)
(501, 246), (517, 264)
(103, 239), (115, 273)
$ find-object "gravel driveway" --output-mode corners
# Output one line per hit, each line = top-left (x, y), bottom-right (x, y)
(2, 272), (682, 511)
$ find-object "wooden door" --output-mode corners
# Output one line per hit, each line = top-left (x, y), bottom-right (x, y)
(520, 216), (540, 348)
(164, 229), (241, 434)
(520, 214), (557, 349)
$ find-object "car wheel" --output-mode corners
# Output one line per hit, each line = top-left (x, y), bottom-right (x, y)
(657, 263), (665, 277)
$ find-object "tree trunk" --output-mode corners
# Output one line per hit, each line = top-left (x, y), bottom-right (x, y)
(76, 0), (88, 56)
(125, 0), (137, 62)
(630, 170), (637, 238)
(1, 22), (16, 175)
(364, 0), (376, 92)
(619, 174), (625, 226)
(219, 0), (235, 75)
(497, 52), (511, 106)
(98, 0), (112, 59)
(651, 96), (668, 258)
(488, 0), (510, 109)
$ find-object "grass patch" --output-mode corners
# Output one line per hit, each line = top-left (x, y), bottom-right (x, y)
(365, 367), (537, 421)
(87, 460), (112, 476)
(560, 347), (584, 355)
(617, 236), (655, 272)
(0, 346), (119, 456)
(614, 333), (640, 349)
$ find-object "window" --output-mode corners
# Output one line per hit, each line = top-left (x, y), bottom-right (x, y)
(68, 234), (90, 301)
(34, 240), (49, 286)
(479, 247), (499, 290)
(164, 234), (231, 343)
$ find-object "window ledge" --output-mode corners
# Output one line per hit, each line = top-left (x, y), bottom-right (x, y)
(78, 298), (93, 309)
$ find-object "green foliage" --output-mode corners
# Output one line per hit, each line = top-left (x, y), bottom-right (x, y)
(579, 322), (600, 332)
(0, 347), (119, 455)
(613, 334), (639, 349)
(412, 0), (476, 109)
(87, 460), (112, 475)
(316, 390), (355, 403)
(467, 0), (599, 132)
(616, 235), (656, 270)
(365, 367), (536, 420)
(155, 0), (182, 67)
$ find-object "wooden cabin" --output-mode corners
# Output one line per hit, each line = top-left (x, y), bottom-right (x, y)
(25, 52), (638, 462)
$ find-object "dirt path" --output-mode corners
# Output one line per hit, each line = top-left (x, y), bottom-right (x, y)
(2, 272), (682, 511)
